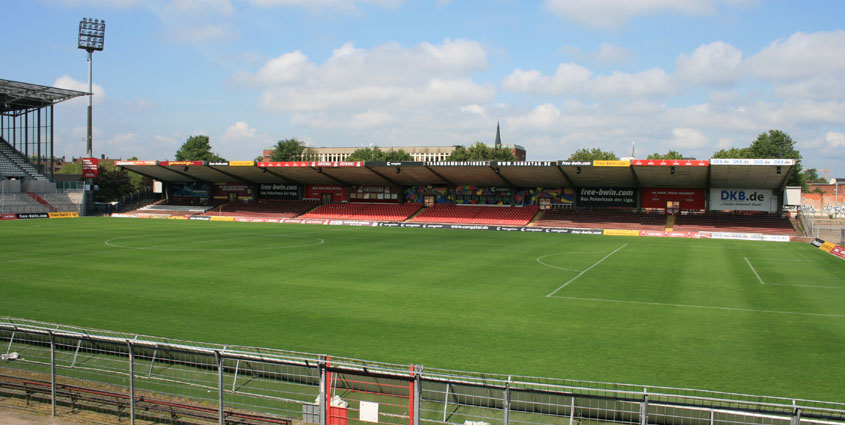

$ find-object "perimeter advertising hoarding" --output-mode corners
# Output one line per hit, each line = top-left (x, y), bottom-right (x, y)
(257, 161), (362, 167)
(1, 213), (18, 220)
(160, 161), (204, 166)
(259, 183), (299, 199)
(641, 188), (705, 210)
(82, 157), (98, 179)
(17, 212), (49, 219)
(592, 160), (630, 167)
(577, 187), (637, 207)
(116, 160), (156, 166)
(709, 188), (777, 212)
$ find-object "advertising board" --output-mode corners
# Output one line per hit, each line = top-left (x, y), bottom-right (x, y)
(259, 183), (299, 199)
(304, 185), (347, 202)
(577, 187), (637, 208)
(709, 188), (777, 212)
(211, 182), (253, 200)
(82, 157), (99, 179)
(641, 188), (705, 210)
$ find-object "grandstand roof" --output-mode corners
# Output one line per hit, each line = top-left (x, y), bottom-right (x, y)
(0, 79), (88, 113)
(117, 158), (795, 191)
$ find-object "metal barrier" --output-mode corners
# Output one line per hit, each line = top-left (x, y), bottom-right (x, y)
(1, 317), (844, 425)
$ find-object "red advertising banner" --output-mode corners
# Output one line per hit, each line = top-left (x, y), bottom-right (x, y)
(1, 213), (18, 220)
(160, 161), (204, 166)
(82, 157), (99, 179)
(116, 160), (157, 166)
(641, 188), (705, 210)
(632, 159), (709, 167)
(830, 245), (845, 259)
(304, 185), (347, 202)
(257, 161), (363, 168)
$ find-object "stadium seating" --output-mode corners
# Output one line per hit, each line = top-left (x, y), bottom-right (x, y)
(673, 211), (798, 235)
(0, 137), (49, 181)
(532, 209), (666, 230)
(410, 204), (539, 226)
(301, 203), (423, 221)
(203, 200), (318, 218)
(0, 193), (49, 214)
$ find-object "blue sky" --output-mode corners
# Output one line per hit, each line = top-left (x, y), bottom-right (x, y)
(5, 0), (845, 178)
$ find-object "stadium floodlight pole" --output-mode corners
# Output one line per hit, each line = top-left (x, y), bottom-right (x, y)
(77, 17), (105, 216)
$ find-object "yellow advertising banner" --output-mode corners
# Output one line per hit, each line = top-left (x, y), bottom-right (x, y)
(820, 242), (836, 252)
(209, 216), (235, 222)
(603, 229), (640, 236)
(167, 216), (188, 220)
(48, 212), (79, 219)
(593, 160), (631, 167)
(228, 161), (255, 166)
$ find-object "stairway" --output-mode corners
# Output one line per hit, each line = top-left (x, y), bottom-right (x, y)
(665, 215), (675, 232)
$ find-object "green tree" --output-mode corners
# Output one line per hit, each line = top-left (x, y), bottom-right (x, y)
(802, 168), (827, 184)
(647, 150), (685, 160)
(347, 146), (413, 161)
(175, 135), (225, 162)
(446, 142), (516, 161)
(711, 147), (750, 158)
(712, 130), (804, 188)
(58, 161), (82, 174)
(270, 138), (314, 161)
(567, 148), (619, 161)
(125, 156), (152, 190)
(93, 166), (134, 202)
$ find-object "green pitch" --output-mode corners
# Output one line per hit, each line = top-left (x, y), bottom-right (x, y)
(1, 217), (843, 402)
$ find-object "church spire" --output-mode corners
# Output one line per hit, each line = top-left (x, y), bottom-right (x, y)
(494, 121), (502, 148)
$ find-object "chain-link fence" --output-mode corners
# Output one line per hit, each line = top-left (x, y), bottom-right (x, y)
(1, 317), (844, 425)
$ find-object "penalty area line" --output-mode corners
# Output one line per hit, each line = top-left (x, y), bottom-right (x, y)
(548, 295), (845, 318)
(545, 243), (628, 298)
(744, 257), (765, 285)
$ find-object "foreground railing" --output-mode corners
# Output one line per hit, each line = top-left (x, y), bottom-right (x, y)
(1, 317), (843, 425)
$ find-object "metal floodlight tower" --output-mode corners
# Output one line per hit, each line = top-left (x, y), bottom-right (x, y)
(78, 17), (105, 216)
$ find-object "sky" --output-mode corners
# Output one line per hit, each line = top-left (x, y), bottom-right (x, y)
(5, 0), (845, 178)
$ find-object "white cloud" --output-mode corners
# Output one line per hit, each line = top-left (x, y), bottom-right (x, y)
(676, 41), (743, 86)
(594, 43), (634, 63)
(106, 133), (139, 147)
(53, 75), (107, 105)
(744, 30), (845, 80)
(239, 39), (492, 127)
(589, 68), (676, 97)
(508, 104), (561, 130)
(222, 121), (257, 140)
(826, 132), (845, 149)
(45, 0), (145, 7)
(544, 0), (757, 29)
(461, 105), (485, 115)
(669, 128), (710, 149)
(501, 63), (592, 96)
(502, 64), (674, 98)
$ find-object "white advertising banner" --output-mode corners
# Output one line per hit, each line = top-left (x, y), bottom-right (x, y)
(709, 188), (778, 212)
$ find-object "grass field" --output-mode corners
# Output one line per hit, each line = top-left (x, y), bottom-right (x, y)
(1, 217), (843, 402)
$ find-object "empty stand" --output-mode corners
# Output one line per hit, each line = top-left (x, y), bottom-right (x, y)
(533, 209), (666, 230)
(673, 211), (797, 235)
(410, 204), (539, 226)
(0, 137), (49, 181)
(301, 203), (423, 221)
(203, 200), (318, 218)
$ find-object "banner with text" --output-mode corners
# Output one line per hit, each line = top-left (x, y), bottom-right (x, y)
(259, 183), (300, 199)
(709, 188), (777, 212)
(82, 157), (99, 179)
(577, 187), (637, 208)
(350, 185), (399, 202)
(212, 182), (253, 200)
(641, 188), (705, 210)
(304, 185), (347, 202)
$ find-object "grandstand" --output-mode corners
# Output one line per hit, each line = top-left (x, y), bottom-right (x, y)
(533, 208), (667, 230)
(301, 202), (422, 221)
(0, 138), (49, 181)
(410, 204), (538, 226)
(203, 199), (318, 218)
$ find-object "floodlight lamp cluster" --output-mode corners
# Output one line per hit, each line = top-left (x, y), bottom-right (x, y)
(78, 17), (106, 51)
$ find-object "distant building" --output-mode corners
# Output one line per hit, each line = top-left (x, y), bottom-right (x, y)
(261, 124), (526, 162)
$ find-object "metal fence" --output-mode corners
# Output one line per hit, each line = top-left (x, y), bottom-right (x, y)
(799, 211), (845, 244)
(1, 317), (844, 425)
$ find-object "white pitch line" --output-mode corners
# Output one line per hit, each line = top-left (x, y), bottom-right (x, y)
(764, 282), (845, 290)
(536, 254), (583, 272)
(546, 243), (628, 297)
(744, 257), (765, 285)
(548, 295), (845, 318)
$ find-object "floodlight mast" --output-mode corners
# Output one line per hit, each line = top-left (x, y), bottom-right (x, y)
(77, 17), (105, 216)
